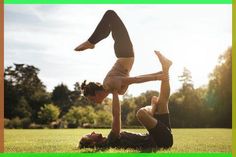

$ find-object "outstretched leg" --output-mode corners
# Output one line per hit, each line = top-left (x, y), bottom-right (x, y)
(152, 72), (170, 114)
(135, 75), (170, 129)
(136, 59), (173, 148)
(136, 52), (172, 129)
(75, 10), (134, 58)
(153, 51), (171, 114)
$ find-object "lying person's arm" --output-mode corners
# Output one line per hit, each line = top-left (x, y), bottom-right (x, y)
(111, 91), (121, 135)
(107, 91), (121, 146)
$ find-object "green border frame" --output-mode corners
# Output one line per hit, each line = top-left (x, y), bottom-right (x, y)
(232, 0), (235, 156)
(1, 0), (234, 157)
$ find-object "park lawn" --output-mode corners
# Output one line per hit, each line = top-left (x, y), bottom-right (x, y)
(4, 128), (231, 153)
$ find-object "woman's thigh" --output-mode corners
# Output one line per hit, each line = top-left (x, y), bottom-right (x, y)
(142, 106), (153, 116)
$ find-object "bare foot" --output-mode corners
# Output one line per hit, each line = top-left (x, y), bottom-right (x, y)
(74, 41), (95, 51)
(154, 50), (172, 71)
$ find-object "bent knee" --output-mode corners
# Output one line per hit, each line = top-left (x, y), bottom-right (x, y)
(151, 96), (159, 104)
(136, 108), (146, 120)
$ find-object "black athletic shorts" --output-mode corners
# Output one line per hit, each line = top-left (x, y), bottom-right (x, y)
(148, 113), (173, 148)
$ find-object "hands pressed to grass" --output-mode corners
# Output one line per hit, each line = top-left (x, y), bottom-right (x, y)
(75, 10), (173, 149)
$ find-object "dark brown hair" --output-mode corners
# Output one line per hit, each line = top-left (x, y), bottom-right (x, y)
(81, 80), (104, 97)
(79, 135), (107, 148)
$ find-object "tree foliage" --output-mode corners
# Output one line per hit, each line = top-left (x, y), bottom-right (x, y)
(4, 64), (50, 122)
(95, 110), (112, 127)
(207, 47), (232, 127)
(4, 47), (232, 128)
(64, 106), (96, 128)
(51, 83), (72, 116)
(38, 104), (60, 124)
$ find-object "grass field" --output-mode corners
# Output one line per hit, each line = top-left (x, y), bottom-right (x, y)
(4, 128), (232, 153)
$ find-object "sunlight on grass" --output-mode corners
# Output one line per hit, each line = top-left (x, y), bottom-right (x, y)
(4, 128), (231, 153)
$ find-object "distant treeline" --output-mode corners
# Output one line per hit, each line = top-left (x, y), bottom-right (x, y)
(4, 47), (232, 129)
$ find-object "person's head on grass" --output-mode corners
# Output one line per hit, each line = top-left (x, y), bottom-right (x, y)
(79, 131), (107, 148)
(81, 80), (109, 104)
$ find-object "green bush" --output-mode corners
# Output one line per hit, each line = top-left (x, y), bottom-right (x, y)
(28, 123), (44, 129)
(95, 110), (112, 127)
(64, 106), (96, 128)
(4, 118), (32, 129)
(127, 111), (140, 126)
(38, 104), (60, 124)
(4, 118), (12, 129)
(10, 117), (23, 129)
(21, 118), (31, 129)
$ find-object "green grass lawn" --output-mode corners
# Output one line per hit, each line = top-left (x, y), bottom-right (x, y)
(4, 128), (231, 153)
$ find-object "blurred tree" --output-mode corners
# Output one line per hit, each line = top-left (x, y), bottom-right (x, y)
(207, 47), (232, 128)
(69, 82), (82, 104)
(121, 93), (135, 125)
(133, 90), (159, 111)
(4, 79), (20, 118)
(169, 67), (203, 127)
(9, 117), (23, 129)
(169, 92), (185, 127)
(126, 111), (140, 126)
(123, 91), (159, 126)
(13, 97), (32, 118)
(93, 98), (112, 111)
(51, 83), (72, 116)
(178, 67), (193, 89)
(38, 104), (60, 124)
(95, 110), (112, 127)
(4, 64), (50, 122)
(195, 86), (214, 127)
(64, 106), (96, 128)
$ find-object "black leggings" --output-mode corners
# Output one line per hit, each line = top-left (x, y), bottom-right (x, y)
(88, 10), (134, 58)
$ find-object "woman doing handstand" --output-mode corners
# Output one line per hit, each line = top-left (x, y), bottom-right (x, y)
(75, 10), (172, 104)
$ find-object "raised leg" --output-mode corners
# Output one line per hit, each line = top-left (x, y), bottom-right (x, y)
(121, 71), (164, 86)
(75, 10), (134, 58)
(136, 52), (172, 129)
(153, 51), (171, 114)
(136, 73), (170, 130)
(155, 74), (170, 114)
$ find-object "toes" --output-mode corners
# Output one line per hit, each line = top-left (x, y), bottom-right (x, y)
(154, 50), (160, 56)
(74, 47), (80, 51)
(154, 50), (160, 53)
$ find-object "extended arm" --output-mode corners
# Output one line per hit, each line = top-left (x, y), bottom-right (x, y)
(111, 91), (121, 136)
